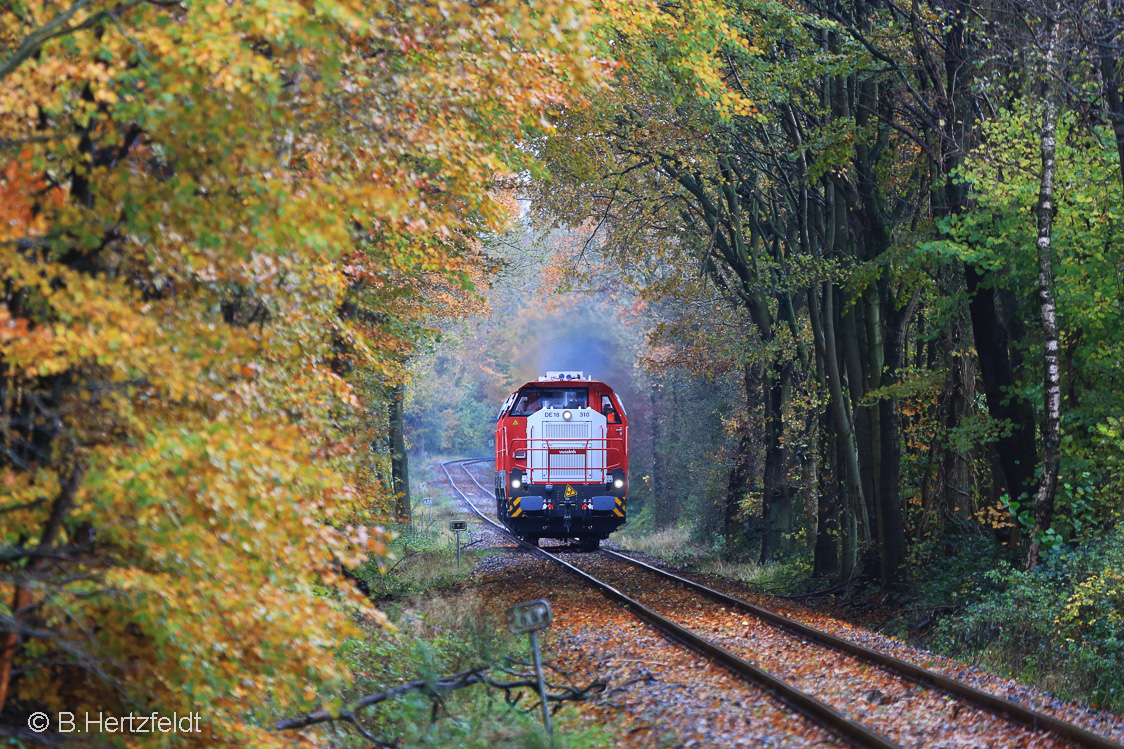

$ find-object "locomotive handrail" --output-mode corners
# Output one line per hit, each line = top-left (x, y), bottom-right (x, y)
(510, 437), (623, 456)
(509, 436), (624, 484)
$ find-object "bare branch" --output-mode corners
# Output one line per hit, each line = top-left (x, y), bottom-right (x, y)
(275, 665), (606, 736)
(0, 0), (97, 82)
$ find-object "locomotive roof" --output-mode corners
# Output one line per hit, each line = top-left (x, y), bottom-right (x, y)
(517, 374), (615, 390)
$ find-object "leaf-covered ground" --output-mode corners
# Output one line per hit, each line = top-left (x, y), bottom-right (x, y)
(439, 462), (1124, 748)
(553, 553), (1084, 748)
(472, 550), (843, 748)
(691, 572), (1124, 746)
(443, 463), (840, 746)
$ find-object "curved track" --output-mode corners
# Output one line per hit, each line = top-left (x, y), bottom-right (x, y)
(442, 459), (1124, 749)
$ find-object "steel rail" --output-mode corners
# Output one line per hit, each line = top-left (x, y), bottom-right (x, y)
(440, 459), (901, 749)
(453, 458), (1124, 749)
(598, 549), (1124, 749)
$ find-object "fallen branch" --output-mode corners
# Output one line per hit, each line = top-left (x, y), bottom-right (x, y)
(607, 671), (657, 695)
(275, 665), (606, 740)
(503, 654), (573, 680)
(382, 548), (422, 574)
(276, 668), (485, 732)
(913, 604), (959, 633)
(770, 576), (871, 599)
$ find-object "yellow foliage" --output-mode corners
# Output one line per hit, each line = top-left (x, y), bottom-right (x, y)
(0, 0), (592, 743)
(1057, 566), (1124, 640)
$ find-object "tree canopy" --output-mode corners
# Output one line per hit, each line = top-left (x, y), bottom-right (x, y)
(6, 0), (1124, 740)
(0, 0), (596, 743)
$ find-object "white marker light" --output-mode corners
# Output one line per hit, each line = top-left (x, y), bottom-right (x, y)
(511, 478), (522, 489)
(614, 478), (624, 489)
(562, 410), (573, 421)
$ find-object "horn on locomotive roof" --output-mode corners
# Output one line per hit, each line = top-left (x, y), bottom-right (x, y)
(539, 371), (586, 381)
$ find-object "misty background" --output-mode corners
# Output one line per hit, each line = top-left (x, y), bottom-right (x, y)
(403, 219), (746, 537)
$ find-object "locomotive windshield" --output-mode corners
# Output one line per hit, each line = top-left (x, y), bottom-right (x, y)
(509, 387), (589, 416)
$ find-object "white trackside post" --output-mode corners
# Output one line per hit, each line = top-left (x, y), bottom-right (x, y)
(506, 599), (554, 739)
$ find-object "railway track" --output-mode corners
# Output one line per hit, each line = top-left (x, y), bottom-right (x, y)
(440, 458), (1124, 749)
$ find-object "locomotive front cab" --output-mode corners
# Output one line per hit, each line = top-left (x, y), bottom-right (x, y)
(495, 372), (629, 548)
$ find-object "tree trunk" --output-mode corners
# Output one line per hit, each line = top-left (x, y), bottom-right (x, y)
(650, 386), (662, 524)
(937, 348), (976, 522)
(814, 398), (841, 578)
(802, 434), (819, 552)
(842, 298), (876, 528)
(876, 281), (906, 585)
(931, 262), (976, 526)
(725, 364), (757, 554)
(725, 432), (754, 554)
(760, 364), (794, 562)
(388, 384), (411, 523)
(0, 586), (31, 712)
(1027, 25), (1062, 570)
(965, 265), (1039, 506)
(808, 283), (867, 578)
(663, 379), (682, 527)
(1094, 7), (1124, 200)
(0, 464), (85, 712)
(862, 285), (888, 579)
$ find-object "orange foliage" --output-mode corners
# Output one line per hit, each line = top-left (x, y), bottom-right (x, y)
(0, 0), (593, 743)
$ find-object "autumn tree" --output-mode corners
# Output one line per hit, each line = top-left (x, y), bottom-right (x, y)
(0, 0), (595, 743)
(534, 0), (1124, 591)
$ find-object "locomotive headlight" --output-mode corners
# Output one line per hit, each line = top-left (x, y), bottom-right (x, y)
(511, 478), (522, 489)
(562, 410), (573, 421)
(613, 478), (624, 489)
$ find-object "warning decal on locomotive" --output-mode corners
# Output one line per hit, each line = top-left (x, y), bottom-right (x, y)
(494, 371), (629, 550)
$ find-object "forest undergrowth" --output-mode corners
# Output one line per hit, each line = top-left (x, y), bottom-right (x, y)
(922, 530), (1124, 712)
(328, 458), (615, 749)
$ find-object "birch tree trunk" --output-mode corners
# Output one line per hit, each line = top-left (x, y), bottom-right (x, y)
(1026, 14), (1062, 570)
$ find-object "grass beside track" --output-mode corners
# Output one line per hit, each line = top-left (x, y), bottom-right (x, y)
(329, 456), (615, 749)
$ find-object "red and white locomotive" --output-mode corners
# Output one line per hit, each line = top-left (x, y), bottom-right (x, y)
(494, 372), (629, 549)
